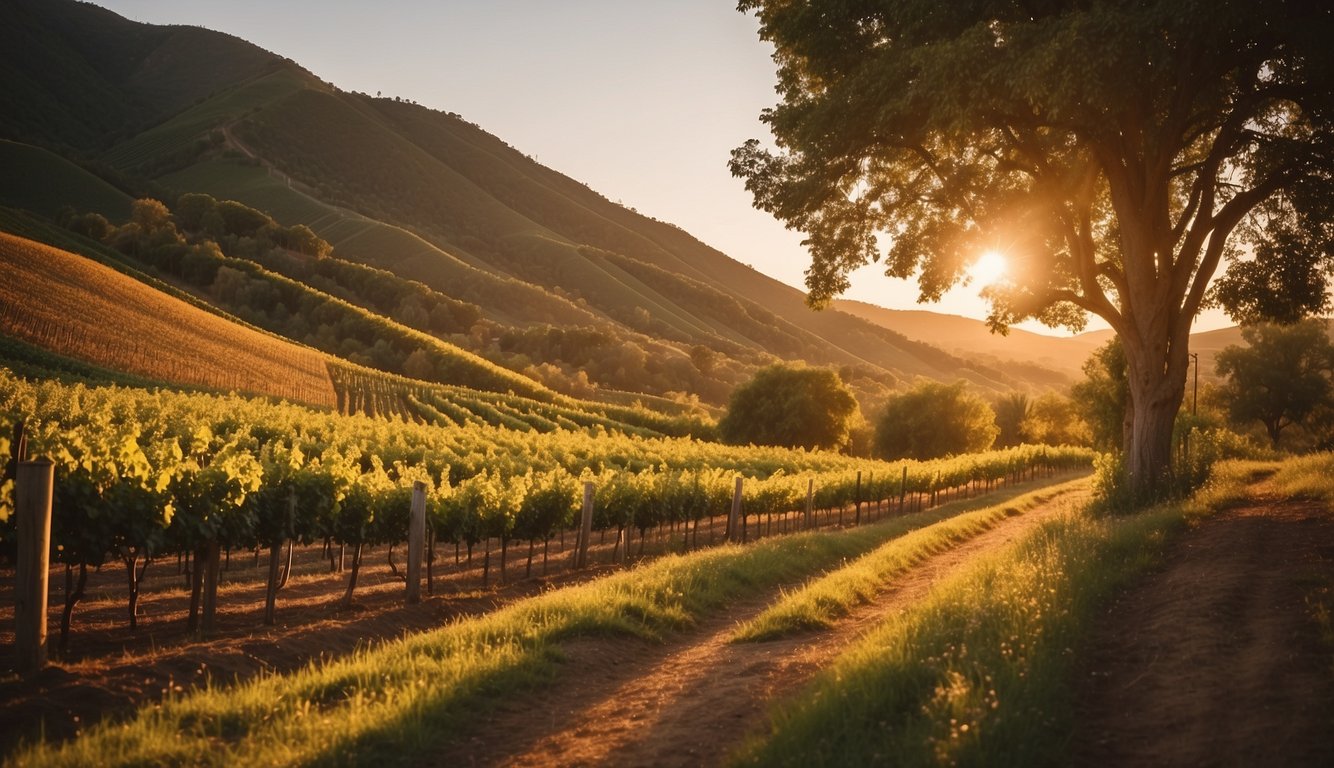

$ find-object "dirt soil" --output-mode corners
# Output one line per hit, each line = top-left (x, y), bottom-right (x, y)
(1071, 494), (1334, 767)
(0, 537), (626, 753)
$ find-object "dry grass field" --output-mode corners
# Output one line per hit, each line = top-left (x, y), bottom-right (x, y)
(0, 232), (336, 407)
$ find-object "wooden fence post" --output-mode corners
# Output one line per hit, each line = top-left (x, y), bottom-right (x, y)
(575, 481), (594, 568)
(407, 481), (426, 604)
(854, 471), (863, 525)
(727, 477), (744, 543)
(15, 459), (53, 676)
(804, 478), (814, 530)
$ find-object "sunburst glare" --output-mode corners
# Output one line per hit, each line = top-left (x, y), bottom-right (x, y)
(969, 250), (1008, 287)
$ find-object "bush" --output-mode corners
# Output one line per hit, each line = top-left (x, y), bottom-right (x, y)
(874, 381), (997, 460)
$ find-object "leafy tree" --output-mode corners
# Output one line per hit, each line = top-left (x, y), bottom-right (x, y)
(874, 381), (997, 460)
(175, 192), (218, 233)
(719, 364), (859, 451)
(733, 0), (1334, 498)
(1072, 340), (1131, 452)
(1029, 392), (1089, 447)
(1215, 321), (1334, 448)
(992, 392), (1034, 448)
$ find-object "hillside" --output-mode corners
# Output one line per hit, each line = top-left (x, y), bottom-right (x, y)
(0, 0), (1072, 412)
(0, 230), (337, 406)
(834, 299), (1116, 382)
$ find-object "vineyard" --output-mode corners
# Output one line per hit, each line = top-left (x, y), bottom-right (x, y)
(0, 366), (1091, 653)
(0, 225), (709, 439)
(0, 232), (337, 408)
(325, 361), (711, 438)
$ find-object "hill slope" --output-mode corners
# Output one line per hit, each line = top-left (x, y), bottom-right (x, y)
(0, 230), (336, 406)
(1, 0), (1073, 407)
(833, 300), (1116, 383)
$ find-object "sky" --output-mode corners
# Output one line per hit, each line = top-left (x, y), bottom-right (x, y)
(95, 0), (1230, 336)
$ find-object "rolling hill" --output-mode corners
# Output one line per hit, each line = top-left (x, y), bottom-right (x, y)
(0, 230), (337, 406)
(833, 300), (1117, 382)
(0, 0), (1096, 412)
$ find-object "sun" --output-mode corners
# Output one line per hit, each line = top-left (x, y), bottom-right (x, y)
(969, 249), (1008, 287)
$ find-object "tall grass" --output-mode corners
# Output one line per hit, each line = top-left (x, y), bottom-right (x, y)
(1265, 452), (1334, 501)
(731, 461), (1260, 767)
(6, 479), (1066, 767)
(731, 479), (1088, 642)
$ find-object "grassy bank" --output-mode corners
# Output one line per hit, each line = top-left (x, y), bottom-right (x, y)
(731, 461), (1266, 767)
(6, 477), (1074, 767)
(731, 479), (1088, 642)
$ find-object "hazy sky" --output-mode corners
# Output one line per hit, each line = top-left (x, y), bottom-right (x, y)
(93, 0), (1228, 335)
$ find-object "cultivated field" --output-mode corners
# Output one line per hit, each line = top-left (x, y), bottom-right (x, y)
(0, 232), (336, 407)
(3, 460), (1330, 766)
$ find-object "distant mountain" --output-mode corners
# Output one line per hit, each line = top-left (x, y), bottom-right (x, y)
(0, 0), (1082, 411)
(833, 300), (1116, 382)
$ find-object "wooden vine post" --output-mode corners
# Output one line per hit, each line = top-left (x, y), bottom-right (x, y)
(727, 476), (744, 543)
(406, 481), (427, 604)
(804, 478), (814, 530)
(15, 458), (53, 676)
(574, 481), (594, 568)
(854, 471), (863, 525)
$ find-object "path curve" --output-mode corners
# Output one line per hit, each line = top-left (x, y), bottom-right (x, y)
(441, 482), (1091, 767)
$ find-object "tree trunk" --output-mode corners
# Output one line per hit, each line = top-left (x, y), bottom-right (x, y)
(387, 542), (404, 581)
(1122, 325), (1189, 502)
(59, 563), (87, 654)
(340, 542), (364, 609)
(187, 546), (205, 632)
(125, 553), (150, 630)
(280, 539), (293, 589)
(264, 538), (283, 626)
(201, 541), (221, 634)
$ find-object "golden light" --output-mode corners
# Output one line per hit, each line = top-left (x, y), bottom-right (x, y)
(969, 249), (1008, 287)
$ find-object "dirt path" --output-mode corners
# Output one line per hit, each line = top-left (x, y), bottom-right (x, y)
(1071, 495), (1334, 767)
(439, 483), (1091, 767)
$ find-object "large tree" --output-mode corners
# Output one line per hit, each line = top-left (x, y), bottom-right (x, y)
(1215, 320), (1334, 448)
(732, 0), (1334, 498)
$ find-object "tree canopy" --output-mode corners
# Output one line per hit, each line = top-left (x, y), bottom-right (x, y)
(1071, 339), (1131, 452)
(992, 392), (1033, 448)
(874, 381), (997, 460)
(718, 364), (860, 451)
(1215, 321), (1334, 448)
(733, 0), (1334, 497)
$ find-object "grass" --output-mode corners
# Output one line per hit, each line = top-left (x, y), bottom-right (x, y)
(730, 460), (1262, 767)
(5, 477), (1073, 767)
(731, 478), (1089, 642)
(1264, 453), (1334, 502)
